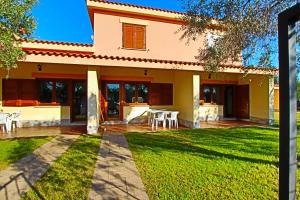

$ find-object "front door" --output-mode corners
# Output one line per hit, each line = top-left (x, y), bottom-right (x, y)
(72, 81), (87, 122)
(106, 83), (121, 120)
(236, 85), (250, 119)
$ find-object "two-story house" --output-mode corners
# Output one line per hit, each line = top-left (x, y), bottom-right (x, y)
(0, 0), (276, 134)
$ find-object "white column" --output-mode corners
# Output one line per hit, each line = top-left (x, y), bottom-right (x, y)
(87, 69), (100, 134)
(193, 75), (200, 128)
(269, 76), (275, 125)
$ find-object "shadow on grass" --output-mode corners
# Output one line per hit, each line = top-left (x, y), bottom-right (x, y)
(126, 127), (281, 166)
(22, 135), (100, 200)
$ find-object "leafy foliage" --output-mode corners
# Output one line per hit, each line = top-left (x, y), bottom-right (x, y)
(180, 0), (297, 71)
(0, 0), (37, 71)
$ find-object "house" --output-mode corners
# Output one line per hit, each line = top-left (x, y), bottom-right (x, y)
(0, 0), (277, 134)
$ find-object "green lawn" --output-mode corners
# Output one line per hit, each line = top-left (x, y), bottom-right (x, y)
(23, 135), (100, 200)
(126, 127), (299, 200)
(0, 137), (53, 170)
(274, 111), (300, 127)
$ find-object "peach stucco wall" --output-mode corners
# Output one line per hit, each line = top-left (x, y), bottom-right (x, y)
(93, 13), (205, 62)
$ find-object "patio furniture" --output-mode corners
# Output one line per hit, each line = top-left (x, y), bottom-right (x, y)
(11, 111), (21, 130)
(0, 113), (12, 133)
(166, 111), (179, 129)
(152, 111), (167, 130)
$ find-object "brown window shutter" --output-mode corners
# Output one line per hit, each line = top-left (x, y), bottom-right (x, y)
(19, 80), (38, 106)
(135, 25), (145, 49)
(123, 24), (134, 48)
(2, 79), (19, 106)
(150, 83), (173, 105)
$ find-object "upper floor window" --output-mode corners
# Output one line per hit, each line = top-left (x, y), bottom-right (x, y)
(122, 23), (146, 50)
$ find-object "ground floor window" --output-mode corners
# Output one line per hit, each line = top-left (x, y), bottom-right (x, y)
(124, 83), (149, 104)
(38, 80), (69, 104)
(203, 85), (221, 104)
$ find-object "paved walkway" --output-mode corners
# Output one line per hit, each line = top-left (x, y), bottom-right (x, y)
(89, 132), (149, 200)
(0, 134), (79, 200)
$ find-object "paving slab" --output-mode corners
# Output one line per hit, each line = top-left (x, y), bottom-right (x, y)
(89, 132), (149, 200)
(0, 134), (79, 200)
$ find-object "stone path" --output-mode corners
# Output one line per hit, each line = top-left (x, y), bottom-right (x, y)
(89, 132), (149, 200)
(0, 134), (79, 200)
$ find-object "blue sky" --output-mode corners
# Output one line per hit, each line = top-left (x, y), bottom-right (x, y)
(32, 0), (183, 44)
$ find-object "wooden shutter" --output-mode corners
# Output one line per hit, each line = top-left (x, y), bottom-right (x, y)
(19, 80), (38, 106)
(236, 85), (249, 119)
(123, 24), (134, 49)
(2, 79), (37, 106)
(123, 24), (146, 49)
(3, 79), (19, 106)
(135, 25), (145, 49)
(150, 83), (173, 105)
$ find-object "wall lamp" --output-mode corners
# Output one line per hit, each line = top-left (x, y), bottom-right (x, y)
(37, 64), (42, 71)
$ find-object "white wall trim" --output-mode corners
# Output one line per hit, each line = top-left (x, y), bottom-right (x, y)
(120, 17), (149, 26)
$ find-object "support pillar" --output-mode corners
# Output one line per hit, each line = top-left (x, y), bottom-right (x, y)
(87, 69), (100, 134)
(269, 76), (275, 125)
(193, 75), (200, 128)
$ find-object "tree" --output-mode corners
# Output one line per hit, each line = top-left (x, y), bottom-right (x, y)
(0, 0), (37, 73)
(180, 0), (297, 72)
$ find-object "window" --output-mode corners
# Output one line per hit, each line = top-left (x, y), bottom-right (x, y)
(123, 23), (146, 49)
(125, 84), (136, 103)
(39, 80), (53, 103)
(38, 80), (69, 104)
(124, 83), (149, 104)
(56, 81), (68, 104)
(138, 84), (148, 103)
(203, 85), (221, 104)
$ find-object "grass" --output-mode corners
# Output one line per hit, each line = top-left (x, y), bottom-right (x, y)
(0, 137), (53, 170)
(274, 111), (300, 127)
(23, 135), (101, 200)
(126, 127), (300, 200)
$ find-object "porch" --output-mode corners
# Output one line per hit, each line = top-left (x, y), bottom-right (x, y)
(0, 63), (275, 133)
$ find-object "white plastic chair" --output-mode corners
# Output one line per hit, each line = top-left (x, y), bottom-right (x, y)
(166, 111), (179, 129)
(0, 113), (11, 133)
(11, 111), (21, 130)
(152, 112), (166, 130)
(147, 109), (153, 126)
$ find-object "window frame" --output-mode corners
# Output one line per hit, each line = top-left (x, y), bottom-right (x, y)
(122, 23), (146, 50)
(202, 84), (221, 104)
(37, 79), (70, 106)
(124, 82), (149, 105)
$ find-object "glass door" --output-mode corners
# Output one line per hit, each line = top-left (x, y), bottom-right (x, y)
(72, 81), (87, 122)
(106, 83), (120, 120)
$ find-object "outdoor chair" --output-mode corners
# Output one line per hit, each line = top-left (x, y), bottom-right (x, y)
(147, 109), (153, 126)
(0, 113), (12, 133)
(12, 111), (21, 130)
(166, 111), (179, 129)
(152, 112), (166, 130)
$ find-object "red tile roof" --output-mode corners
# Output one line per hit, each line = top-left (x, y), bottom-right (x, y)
(89, 0), (185, 15)
(20, 39), (93, 47)
(24, 49), (278, 72)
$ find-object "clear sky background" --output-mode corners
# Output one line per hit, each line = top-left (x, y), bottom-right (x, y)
(31, 0), (279, 67)
(31, 0), (184, 44)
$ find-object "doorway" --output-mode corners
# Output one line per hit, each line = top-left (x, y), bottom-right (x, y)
(71, 81), (87, 122)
